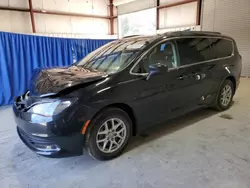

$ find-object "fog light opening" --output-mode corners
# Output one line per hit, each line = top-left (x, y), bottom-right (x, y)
(36, 144), (61, 152)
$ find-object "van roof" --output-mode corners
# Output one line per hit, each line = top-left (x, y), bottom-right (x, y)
(122, 31), (232, 40)
(121, 31), (232, 42)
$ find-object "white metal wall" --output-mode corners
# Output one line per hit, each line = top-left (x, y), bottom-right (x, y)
(0, 0), (111, 36)
(0, 11), (32, 33)
(32, 0), (109, 16)
(159, 2), (197, 29)
(201, 0), (250, 76)
(34, 14), (109, 35)
(0, 0), (29, 7)
(114, 18), (118, 34)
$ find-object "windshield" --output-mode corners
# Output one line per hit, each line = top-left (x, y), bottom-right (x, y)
(76, 38), (150, 73)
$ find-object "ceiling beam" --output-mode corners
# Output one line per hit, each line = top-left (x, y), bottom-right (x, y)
(28, 0), (36, 33)
(109, 0), (114, 35)
(0, 6), (29, 12)
(196, 0), (202, 25)
(156, 0), (160, 30)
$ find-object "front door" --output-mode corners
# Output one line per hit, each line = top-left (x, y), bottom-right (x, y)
(129, 41), (181, 128)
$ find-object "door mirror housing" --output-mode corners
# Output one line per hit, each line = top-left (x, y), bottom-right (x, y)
(146, 63), (168, 80)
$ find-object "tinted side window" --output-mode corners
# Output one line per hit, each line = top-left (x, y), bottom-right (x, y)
(132, 42), (177, 73)
(176, 38), (213, 66)
(209, 38), (233, 58)
(146, 42), (177, 70)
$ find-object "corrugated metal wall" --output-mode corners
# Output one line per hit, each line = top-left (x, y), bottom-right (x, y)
(201, 0), (250, 76)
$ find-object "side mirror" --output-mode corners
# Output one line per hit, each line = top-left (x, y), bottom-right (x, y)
(146, 63), (168, 80)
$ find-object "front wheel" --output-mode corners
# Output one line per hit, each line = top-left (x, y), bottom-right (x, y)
(85, 108), (132, 160)
(214, 79), (234, 111)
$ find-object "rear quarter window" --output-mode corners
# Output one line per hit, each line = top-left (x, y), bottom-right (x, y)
(209, 38), (234, 58)
(176, 37), (234, 66)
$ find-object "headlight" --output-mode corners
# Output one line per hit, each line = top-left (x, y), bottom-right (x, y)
(28, 100), (75, 117)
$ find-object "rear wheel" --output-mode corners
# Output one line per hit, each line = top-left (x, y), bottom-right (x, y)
(85, 108), (132, 160)
(214, 79), (234, 111)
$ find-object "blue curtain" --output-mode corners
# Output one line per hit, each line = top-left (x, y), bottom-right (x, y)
(0, 32), (113, 106)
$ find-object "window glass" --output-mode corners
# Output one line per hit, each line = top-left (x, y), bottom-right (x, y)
(76, 37), (153, 73)
(118, 8), (156, 38)
(176, 38), (213, 66)
(133, 42), (177, 73)
(84, 51), (138, 73)
(77, 42), (113, 66)
(126, 41), (147, 50)
(209, 38), (233, 58)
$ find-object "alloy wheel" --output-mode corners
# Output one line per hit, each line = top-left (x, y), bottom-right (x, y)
(96, 118), (127, 153)
(220, 85), (232, 107)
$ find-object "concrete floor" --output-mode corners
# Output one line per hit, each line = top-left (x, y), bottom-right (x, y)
(1, 79), (250, 188)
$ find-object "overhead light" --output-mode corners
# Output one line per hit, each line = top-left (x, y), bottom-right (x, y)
(41, 10), (47, 13)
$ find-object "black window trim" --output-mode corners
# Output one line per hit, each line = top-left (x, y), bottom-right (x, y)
(130, 36), (234, 76)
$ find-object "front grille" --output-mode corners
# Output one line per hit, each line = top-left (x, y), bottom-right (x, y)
(17, 127), (52, 151)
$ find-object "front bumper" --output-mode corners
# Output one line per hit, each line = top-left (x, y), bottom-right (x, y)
(13, 91), (99, 157)
(13, 103), (97, 157)
(17, 126), (83, 157)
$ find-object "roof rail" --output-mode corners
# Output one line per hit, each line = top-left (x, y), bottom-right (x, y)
(122, 35), (141, 38)
(161, 31), (222, 37)
(189, 31), (222, 35)
(172, 30), (221, 35)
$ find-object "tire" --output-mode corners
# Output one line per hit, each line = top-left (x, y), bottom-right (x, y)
(85, 108), (132, 161)
(214, 79), (234, 111)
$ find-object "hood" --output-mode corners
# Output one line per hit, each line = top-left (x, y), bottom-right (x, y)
(30, 66), (106, 95)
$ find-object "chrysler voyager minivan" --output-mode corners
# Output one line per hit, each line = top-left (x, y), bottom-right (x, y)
(13, 31), (242, 160)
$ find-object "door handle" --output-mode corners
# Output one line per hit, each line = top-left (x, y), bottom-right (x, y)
(178, 73), (204, 81)
(177, 75), (188, 80)
(177, 75), (184, 80)
(194, 73), (206, 80)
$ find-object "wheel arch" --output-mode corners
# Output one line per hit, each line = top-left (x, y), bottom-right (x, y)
(225, 75), (236, 94)
(87, 103), (137, 136)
